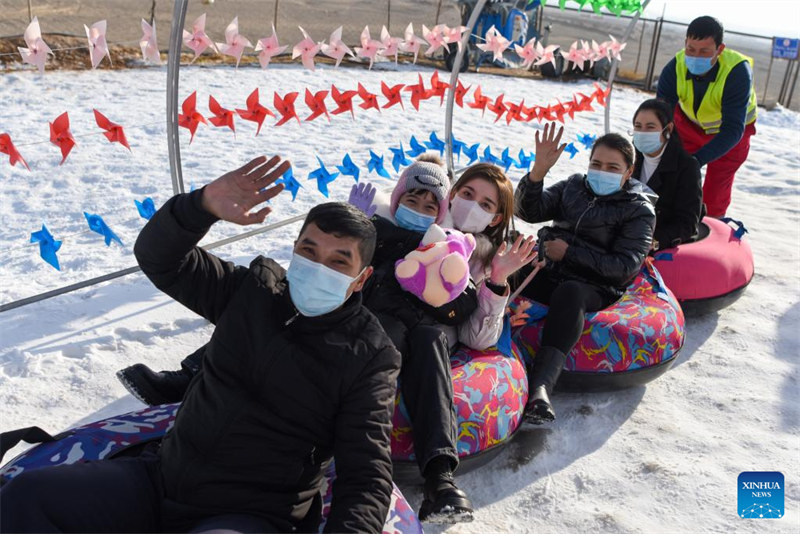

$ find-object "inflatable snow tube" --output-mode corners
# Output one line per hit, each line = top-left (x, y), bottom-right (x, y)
(0, 405), (422, 534)
(512, 263), (685, 392)
(391, 343), (528, 482)
(653, 217), (754, 316)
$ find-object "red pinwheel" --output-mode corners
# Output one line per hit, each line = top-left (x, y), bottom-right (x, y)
(428, 70), (450, 105)
(236, 88), (274, 135)
(592, 82), (611, 107)
(274, 91), (300, 126)
(381, 81), (405, 109)
(504, 99), (525, 125)
(487, 94), (506, 123)
(331, 84), (358, 118)
(49, 112), (76, 165)
(357, 83), (380, 112)
(467, 85), (490, 116)
(540, 105), (555, 122)
(520, 104), (539, 123)
(304, 89), (330, 122)
(454, 79), (470, 108)
(178, 91), (207, 143)
(93, 109), (130, 150)
(208, 95), (236, 134)
(0, 133), (29, 170)
(551, 100), (567, 123)
(403, 74), (428, 111)
(575, 92), (596, 112)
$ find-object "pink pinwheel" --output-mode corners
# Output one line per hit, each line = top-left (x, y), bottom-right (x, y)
(354, 26), (384, 69)
(607, 35), (627, 62)
(514, 38), (539, 69)
(379, 26), (402, 63)
(18, 17), (52, 74)
(320, 26), (353, 68)
(476, 25), (510, 62)
(422, 24), (447, 57)
(400, 22), (423, 63)
(534, 42), (560, 69)
(85, 20), (111, 69)
(254, 24), (287, 69)
(215, 17), (252, 68)
(292, 27), (321, 71)
(592, 39), (610, 62)
(183, 13), (218, 62)
(561, 41), (588, 71)
(139, 19), (161, 64)
(443, 24), (469, 51)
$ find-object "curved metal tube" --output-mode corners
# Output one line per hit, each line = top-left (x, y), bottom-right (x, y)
(604, 0), (651, 133)
(167, 0), (189, 194)
(444, 0), (488, 180)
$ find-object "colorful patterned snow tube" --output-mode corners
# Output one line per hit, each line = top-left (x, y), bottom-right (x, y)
(391, 342), (528, 477)
(0, 405), (422, 534)
(653, 217), (754, 316)
(513, 262), (685, 391)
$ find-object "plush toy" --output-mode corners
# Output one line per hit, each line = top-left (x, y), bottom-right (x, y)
(395, 224), (476, 307)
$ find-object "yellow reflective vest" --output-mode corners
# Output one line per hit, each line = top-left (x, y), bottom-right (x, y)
(675, 48), (757, 134)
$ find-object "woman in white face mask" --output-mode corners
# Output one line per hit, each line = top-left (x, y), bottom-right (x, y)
(631, 98), (703, 250)
(446, 164), (540, 351)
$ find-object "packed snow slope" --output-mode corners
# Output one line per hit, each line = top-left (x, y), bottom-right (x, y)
(1, 61), (798, 533)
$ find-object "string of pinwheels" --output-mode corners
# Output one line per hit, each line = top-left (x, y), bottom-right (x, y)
(5, 128), (601, 271)
(6, 14), (627, 75)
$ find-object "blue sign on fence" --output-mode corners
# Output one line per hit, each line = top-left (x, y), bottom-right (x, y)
(772, 37), (799, 59)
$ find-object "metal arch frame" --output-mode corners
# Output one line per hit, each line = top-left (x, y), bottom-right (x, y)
(167, 0), (190, 195)
(443, 0), (651, 167)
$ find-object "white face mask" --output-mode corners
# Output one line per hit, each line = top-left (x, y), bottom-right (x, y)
(450, 195), (496, 233)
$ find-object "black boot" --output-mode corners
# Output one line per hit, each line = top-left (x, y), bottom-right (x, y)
(418, 456), (474, 524)
(116, 364), (193, 406)
(523, 346), (567, 425)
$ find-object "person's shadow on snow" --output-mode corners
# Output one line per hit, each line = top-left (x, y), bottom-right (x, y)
(777, 302), (800, 431)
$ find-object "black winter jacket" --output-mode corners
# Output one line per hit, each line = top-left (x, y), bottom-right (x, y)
(134, 190), (401, 534)
(633, 134), (703, 248)
(362, 215), (478, 330)
(514, 174), (656, 298)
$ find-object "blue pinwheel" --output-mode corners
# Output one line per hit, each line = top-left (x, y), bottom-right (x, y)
(276, 167), (302, 201)
(367, 150), (391, 179)
(134, 197), (156, 220)
(336, 153), (361, 183)
(389, 143), (412, 172)
(30, 224), (62, 270)
(84, 212), (123, 247)
(308, 156), (340, 197)
(406, 135), (427, 158)
(424, 132), (446, 156)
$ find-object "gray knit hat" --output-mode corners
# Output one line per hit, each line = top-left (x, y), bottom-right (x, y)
(390, 159), (450, 224)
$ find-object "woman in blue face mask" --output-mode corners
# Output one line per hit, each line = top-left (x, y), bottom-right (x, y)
(631, 99), (703, 250)
(513, 123), (657, 425)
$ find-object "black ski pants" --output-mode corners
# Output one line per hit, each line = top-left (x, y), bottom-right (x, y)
(521, 272), (615, 355)
(0, 452), (279, 533)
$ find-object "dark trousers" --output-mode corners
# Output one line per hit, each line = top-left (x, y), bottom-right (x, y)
(377, 313), (459, 475)
(0, 454), (279, 534)
(522, 272), (614, 355)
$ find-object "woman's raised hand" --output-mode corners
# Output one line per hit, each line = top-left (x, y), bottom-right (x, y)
(201, 155), (290, 225)
(489, 234), (538, 287)
(529, 122), (566, 182)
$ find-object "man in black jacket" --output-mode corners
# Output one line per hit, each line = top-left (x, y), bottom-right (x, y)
(0, 156), (401, 534)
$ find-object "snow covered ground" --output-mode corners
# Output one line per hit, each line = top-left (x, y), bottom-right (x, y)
(1, 61), (799, 533)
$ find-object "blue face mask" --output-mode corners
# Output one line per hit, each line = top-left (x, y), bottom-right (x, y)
(286, 253), (363, 317)
(633, 130), (666, 155)
(685, 54), (714, 76)
(395, 204), (436, 232)
(586, 169), (624, 196)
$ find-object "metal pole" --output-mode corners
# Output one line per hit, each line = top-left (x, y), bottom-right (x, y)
(786, 59), (799, 107)
(274, 0), (280, 29)
(762, 49), (774, 106)
(27, 0), (33, 22)
(634, 20), (646, 74)
(0, 214), (308, 314)
(645, 16), (663, 92)
(444, 0), (488, 179)
(603, 0), (650, 134)
(434, 0), (443, 26)
(778, 59), (791, 103)
(167, 0), (189, 196)
(387, 0), (391, 31)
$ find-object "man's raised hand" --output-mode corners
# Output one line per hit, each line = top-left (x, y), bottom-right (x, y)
(529, 122), (566, 182)
(201, 155), (291, 225)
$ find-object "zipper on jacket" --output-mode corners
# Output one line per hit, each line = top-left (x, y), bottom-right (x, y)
(571, 198), (596, 243)
(285, 312), (299, 326)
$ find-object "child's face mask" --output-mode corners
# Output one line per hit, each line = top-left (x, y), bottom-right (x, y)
(395, 204), (436, 232)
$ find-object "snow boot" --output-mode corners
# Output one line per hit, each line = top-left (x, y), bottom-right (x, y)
(116, 364), (192, 406)
(418, 457), (474, 524)
(523, 346), (567, 425)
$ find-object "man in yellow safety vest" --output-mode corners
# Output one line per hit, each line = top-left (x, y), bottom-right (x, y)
(657, 16), (757, 218)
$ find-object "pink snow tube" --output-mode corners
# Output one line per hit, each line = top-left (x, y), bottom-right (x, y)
(653, 217), (754, 316)
(390, 343), (528, 480)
